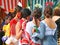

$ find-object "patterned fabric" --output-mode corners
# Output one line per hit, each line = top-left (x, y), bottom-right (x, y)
(55, 18), (60, 45)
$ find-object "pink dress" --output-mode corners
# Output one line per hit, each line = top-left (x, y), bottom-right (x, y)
(19, 19), (29, 45)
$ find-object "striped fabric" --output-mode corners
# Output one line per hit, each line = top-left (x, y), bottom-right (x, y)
(25, 31), (40, 45)
(0, 0), (27, 13)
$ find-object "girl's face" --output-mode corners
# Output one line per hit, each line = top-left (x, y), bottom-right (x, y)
(26, 16), (30, 21)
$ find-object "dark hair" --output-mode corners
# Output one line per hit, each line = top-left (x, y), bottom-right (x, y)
(32, 8), (42, 27)
(32, 8), (42, 19)
(15, 5), (22, 12)
(44, 6), (53, 18)
(21, 8), (31, 18)
(53, 8), (60, 16)
(8, 12), (14, 18)
(5, 15), (13, 22)
(13, 5), (22, 17)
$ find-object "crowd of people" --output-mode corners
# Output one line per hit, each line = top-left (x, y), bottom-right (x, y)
(0, 2), (60, 45)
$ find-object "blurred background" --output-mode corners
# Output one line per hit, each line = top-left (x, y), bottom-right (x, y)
(0, 0), (60, 45)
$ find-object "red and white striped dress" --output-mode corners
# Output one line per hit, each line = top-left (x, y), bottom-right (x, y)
(25, 21), (40, 45)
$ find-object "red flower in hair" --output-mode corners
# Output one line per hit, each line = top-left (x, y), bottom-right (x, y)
(46, 2), (53, 6)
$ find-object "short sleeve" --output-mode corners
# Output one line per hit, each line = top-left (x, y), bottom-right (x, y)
(38, 22), (46, 39)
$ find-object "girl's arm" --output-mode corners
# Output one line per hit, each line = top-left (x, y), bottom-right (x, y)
(15, 22), (23, 40)
(38, 22), (45, 39)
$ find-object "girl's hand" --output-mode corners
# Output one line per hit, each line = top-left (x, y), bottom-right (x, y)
(22, 20), (28, 29)
(32, 28), (36, 33)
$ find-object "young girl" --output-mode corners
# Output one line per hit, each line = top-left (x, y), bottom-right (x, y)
(25, 8), (42, 45)
(15, 8), (31, 45)
(38, 6), (57, 45)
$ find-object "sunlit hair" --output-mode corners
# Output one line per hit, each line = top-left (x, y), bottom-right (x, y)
(53, 7), (60, 16)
